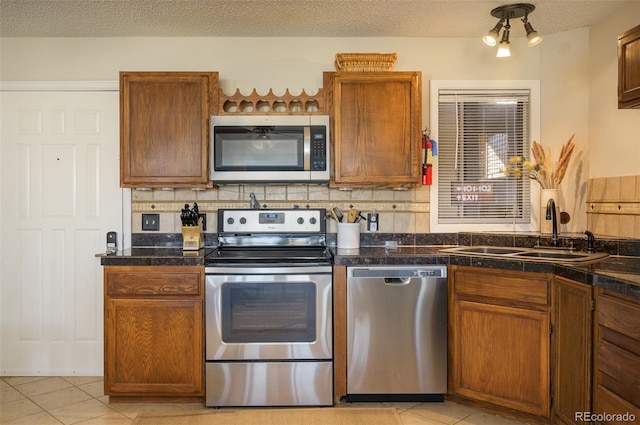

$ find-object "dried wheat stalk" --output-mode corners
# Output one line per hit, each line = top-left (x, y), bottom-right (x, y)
(531, 141), (547, 166)
(553, 133), (576, 188)
(531, 140), (551, 188)
(528, 135), (576, 188)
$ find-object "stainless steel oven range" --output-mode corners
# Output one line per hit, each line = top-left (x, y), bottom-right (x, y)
(204, 208), (333, 407)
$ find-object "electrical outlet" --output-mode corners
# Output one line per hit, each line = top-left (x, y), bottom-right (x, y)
(142, 213), (160, 231)
(198, 214), (207, 231)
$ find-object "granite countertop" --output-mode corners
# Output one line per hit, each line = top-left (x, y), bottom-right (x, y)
(96, 247), (214, 266)
(332, 246), (640, 300)
(97, 244), (640, 300)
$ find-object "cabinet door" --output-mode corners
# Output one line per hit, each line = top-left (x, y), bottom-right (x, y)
(553, 277), (593, 425)
(103, 265), (204, 397)
(618, 24), (640, 109)
(120, 71), (217, 187)
(326, 72), (422, 188)
(450, 300), (550, 416)
(448, 266), (551, 418)
(105, 298), (203, 396)
(593, 290), (640, 423)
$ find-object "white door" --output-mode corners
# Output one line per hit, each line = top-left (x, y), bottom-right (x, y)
(1, 86), (122, 375)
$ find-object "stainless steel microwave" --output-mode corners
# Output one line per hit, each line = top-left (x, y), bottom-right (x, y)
(210, 115), (330, 184)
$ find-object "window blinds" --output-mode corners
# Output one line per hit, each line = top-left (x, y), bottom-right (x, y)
(437, 89), (531, 224)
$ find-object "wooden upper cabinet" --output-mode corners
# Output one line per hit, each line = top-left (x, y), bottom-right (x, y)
(120, 72), (218, 187)
(324, 72), (422, 188)
(618, 24), (640, 109)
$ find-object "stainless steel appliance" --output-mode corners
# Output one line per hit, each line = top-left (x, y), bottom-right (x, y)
(210, 115), (330, 184)
(205, 208), (333, 407)
(346, 265), (447, 402)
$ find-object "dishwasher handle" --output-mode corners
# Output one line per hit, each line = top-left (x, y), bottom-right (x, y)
(349, 266), (447, 279)
(384, 277), (411, 285)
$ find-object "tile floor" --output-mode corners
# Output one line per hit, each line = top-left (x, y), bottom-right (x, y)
(1, 376), (527, 425)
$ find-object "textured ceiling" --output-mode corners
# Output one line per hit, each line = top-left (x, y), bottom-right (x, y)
(0, 0), (628, 38)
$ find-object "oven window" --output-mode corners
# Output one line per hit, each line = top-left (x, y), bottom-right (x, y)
(221, 282), (316, 343)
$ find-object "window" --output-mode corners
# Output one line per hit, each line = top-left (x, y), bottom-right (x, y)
(430, 81), (540, 232)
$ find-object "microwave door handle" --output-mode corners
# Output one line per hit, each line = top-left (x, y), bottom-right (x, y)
(303, 127), (311, 170)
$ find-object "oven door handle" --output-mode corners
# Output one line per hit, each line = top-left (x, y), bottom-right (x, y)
(205, 265), (332, 275)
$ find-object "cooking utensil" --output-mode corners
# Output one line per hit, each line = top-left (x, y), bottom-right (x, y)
(332, 207), (344, 222)
(329, 209), (340, 222)
(347, 209), (358, 223)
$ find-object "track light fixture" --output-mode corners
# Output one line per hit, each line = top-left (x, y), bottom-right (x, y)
(482, 19), (504, 46)
(496, 20), (512, 57)
(483, 3), (542, 57)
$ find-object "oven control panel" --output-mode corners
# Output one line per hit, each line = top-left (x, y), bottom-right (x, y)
(219, 209), (325, 233)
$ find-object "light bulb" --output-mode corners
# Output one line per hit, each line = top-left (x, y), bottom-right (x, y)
(483, 20), (504, 46)
(523, 19), (543, 47)
(496, 41), (511, 57)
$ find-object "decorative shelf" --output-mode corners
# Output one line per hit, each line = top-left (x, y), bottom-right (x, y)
(217, 88), (325, 115)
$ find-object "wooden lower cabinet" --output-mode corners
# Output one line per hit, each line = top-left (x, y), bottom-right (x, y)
(552, 277), (593, 425)
(104, 266), (204, 397)
(448, 266), (551, 419)
(593, 289), (640, 424)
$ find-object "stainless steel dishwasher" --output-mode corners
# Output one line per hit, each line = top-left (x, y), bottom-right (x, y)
(346, 265), (447, 402)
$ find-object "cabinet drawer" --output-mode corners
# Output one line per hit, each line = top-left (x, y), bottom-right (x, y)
(452, 268), (549, 306)
(594, 386), (640, 424)
(105, 266), (202, 297)
(598, 292), (640, 342)
(597, 339), (640, 406)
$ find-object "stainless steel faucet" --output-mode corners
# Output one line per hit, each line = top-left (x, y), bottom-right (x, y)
(546, 198), (558, 247)
(249, 192), (261, 209)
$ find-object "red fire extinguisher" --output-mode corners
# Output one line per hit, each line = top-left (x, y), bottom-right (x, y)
(422, 131), (433, 185)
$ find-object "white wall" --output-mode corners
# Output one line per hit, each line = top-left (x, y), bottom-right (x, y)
(1, 12), (635, 232)
(540, 28), (591, 230)
(589, 1), (640, 179)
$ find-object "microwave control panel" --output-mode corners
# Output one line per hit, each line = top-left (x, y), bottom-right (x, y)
(310, 126), (327, 171)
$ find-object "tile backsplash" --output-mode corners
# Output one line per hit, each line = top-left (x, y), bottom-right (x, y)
(587, 175), (640, 238)
(131, 184), (431, 236)
(130, 174), (640, 243)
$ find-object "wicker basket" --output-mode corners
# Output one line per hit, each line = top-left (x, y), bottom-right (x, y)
(334, 53), (397, 72)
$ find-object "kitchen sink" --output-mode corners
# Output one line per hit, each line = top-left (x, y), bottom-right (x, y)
(440, 246), (609, 263)
(513, 251), (592, 260)
(450, 246), (528, 255)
